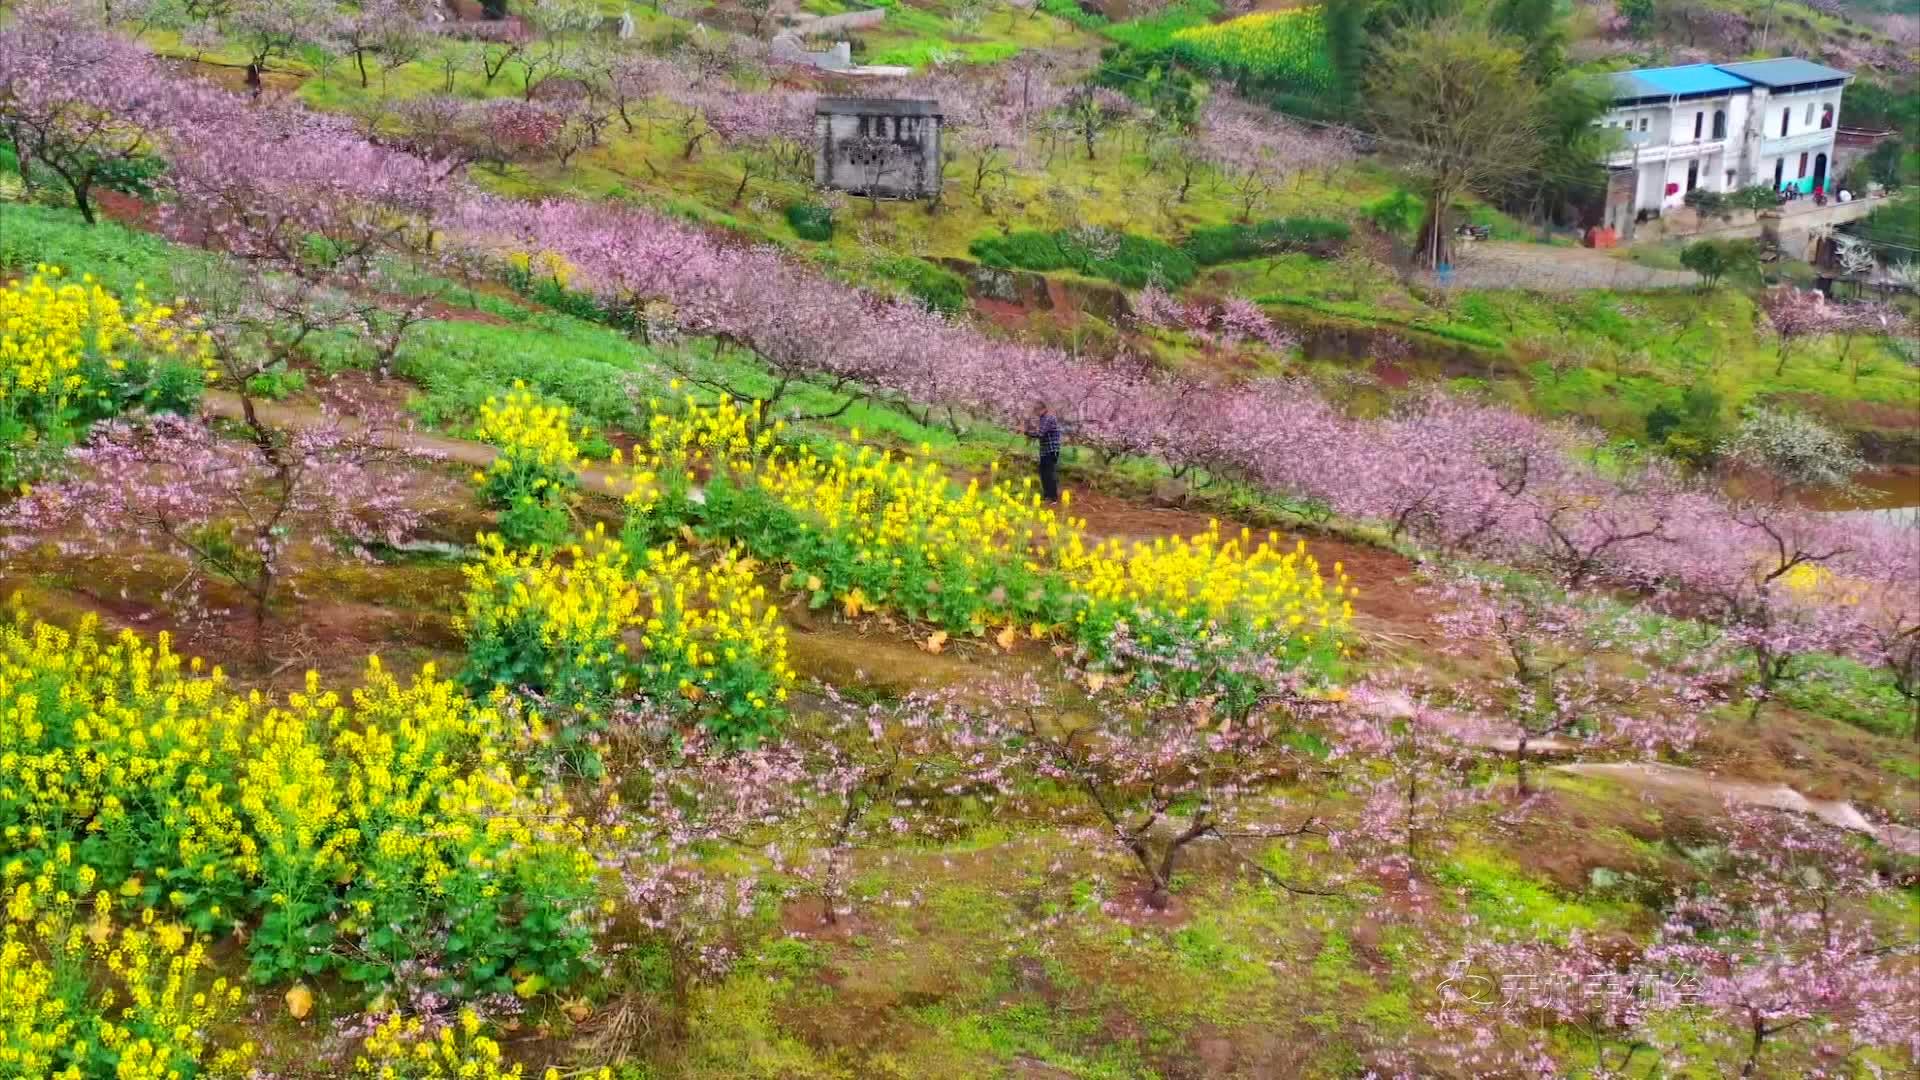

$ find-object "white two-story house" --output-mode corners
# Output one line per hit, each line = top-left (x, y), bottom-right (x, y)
(1596, 57), (1849, 233)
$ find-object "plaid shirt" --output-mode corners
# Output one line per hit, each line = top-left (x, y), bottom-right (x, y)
(1028, 414), (1063, 456)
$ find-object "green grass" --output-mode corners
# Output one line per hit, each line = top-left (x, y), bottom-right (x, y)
(0, 203), (213, 294)
(1778, 655), (1916, 740)
(1433, 849), (1618, 940)
(1101, 0), (1222, 49)
(970, 228), (1198, 288)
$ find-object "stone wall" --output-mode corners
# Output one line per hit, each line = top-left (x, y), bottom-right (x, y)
(815, 98), (942, 200)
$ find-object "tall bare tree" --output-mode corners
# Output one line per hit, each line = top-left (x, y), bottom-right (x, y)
(1366, 20), (1544, 270)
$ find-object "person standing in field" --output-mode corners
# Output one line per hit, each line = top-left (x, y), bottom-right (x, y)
(1025, 400), (1063, 504)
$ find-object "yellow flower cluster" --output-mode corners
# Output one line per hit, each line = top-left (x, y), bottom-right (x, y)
(2, 854), (253, 1079)
(0, 609), (605, 992)
(629, 387), (1353, 673)
(633, 542), (792, 716)
(459, 525), (792, 740)
(623, 386), (779, 518)
(354, 1009), (609, 1080)
(0, 266), (208, 450)
(474, 381), (591, 480)
(757, 442), (1056, 577)
(1061, 524), (1355, 649)
(459, 528), (643, 699)
(504, 249), (576, 289)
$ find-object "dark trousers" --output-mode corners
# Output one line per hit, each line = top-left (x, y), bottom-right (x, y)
(1038, 452), (1060, 503)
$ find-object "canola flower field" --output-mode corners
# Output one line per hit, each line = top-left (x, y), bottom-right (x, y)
(467, 388), (1354, 721)
(0, 268), (209, 486)
(0, 614), (611, 1075)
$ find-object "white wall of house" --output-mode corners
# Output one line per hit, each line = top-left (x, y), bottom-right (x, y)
(1737, 85), (1843, 190)
(1600, 92), (1747, 208)
(1595, 66), (1848, 229)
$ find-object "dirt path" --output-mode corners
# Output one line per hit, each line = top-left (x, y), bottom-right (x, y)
(1412, 241), (1697, 291)
(1559, 761), (1920, 855)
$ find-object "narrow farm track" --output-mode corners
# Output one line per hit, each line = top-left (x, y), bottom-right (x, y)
(1558, 761), (1920, 856)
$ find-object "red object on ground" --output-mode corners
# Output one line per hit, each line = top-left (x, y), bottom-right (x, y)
(1666, 182), (1679, 195)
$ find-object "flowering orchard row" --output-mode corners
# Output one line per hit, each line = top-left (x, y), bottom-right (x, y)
(465, 388), (1355, 727)
(4, 13), (1911, 712)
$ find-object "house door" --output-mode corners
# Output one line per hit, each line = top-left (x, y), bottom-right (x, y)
(1686, 161), (1699, 192)
(1813, 153), (1828, 190)
(1773, 158), (1785, 187)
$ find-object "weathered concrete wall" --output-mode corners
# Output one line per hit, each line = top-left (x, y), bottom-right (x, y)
(815, 98), (942, 199)
(782, 8), (887, 33)
(772, 34), (851, 70)
(1632, 192), (1884, 247)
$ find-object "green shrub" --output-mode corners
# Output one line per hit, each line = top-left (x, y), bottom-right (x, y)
(1678, 239), (1756, 289)
(243, 366), (308, 400)
(1726, 185), (1780, 211)
(785, 202), (835, 242)
(1362, 190), (1423, 239)
(1644, 383), (1723, 465)
(497, 493), (574, 552)
(1183, 217), (1350, 265)
(969, 227), (1197, 288)
(1683, 187), (1731, 220)
(873, 254), (969, 316)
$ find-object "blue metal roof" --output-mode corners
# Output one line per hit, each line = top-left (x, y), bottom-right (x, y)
(1609, 64), (1753, 101)
(1716, 58), (1851, 88)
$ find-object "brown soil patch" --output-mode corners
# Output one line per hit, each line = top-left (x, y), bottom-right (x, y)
(784, 618), (1048, 698)
(165, 58), (305, 96)
(778, 897), (868, 941)
(1101, 886), (1195, 928)
(92, 188), (165, 232)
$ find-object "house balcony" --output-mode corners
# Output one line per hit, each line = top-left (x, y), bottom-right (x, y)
(1604, 136), (1728, 167)
(1758, 128), (1837, 156)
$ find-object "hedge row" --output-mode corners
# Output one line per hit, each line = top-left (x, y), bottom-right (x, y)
(969, 228), (1199, 289)
(1182, 216), (1350, 265)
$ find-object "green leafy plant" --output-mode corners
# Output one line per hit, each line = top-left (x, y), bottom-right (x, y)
(786, 202), (835, 242)
(970, 227), (1198, 288)
(1183, 217), (1350, 265)
(873, 254), (969, 315)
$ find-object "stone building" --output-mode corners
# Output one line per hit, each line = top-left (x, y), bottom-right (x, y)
(814, 98), (943, 200)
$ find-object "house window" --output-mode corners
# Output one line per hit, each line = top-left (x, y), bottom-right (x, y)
(1798, 152), (1809, 178)
(1780, 108), (1790, 136)
(1639, 117), (1650, 133)
(1725, 169), (1737, 187)
(1712, 110), (1726, 139)
(1694, 111), (1704, 140)
(1820, 103), (1834, 130)
(1804, 102), (1815, 125)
